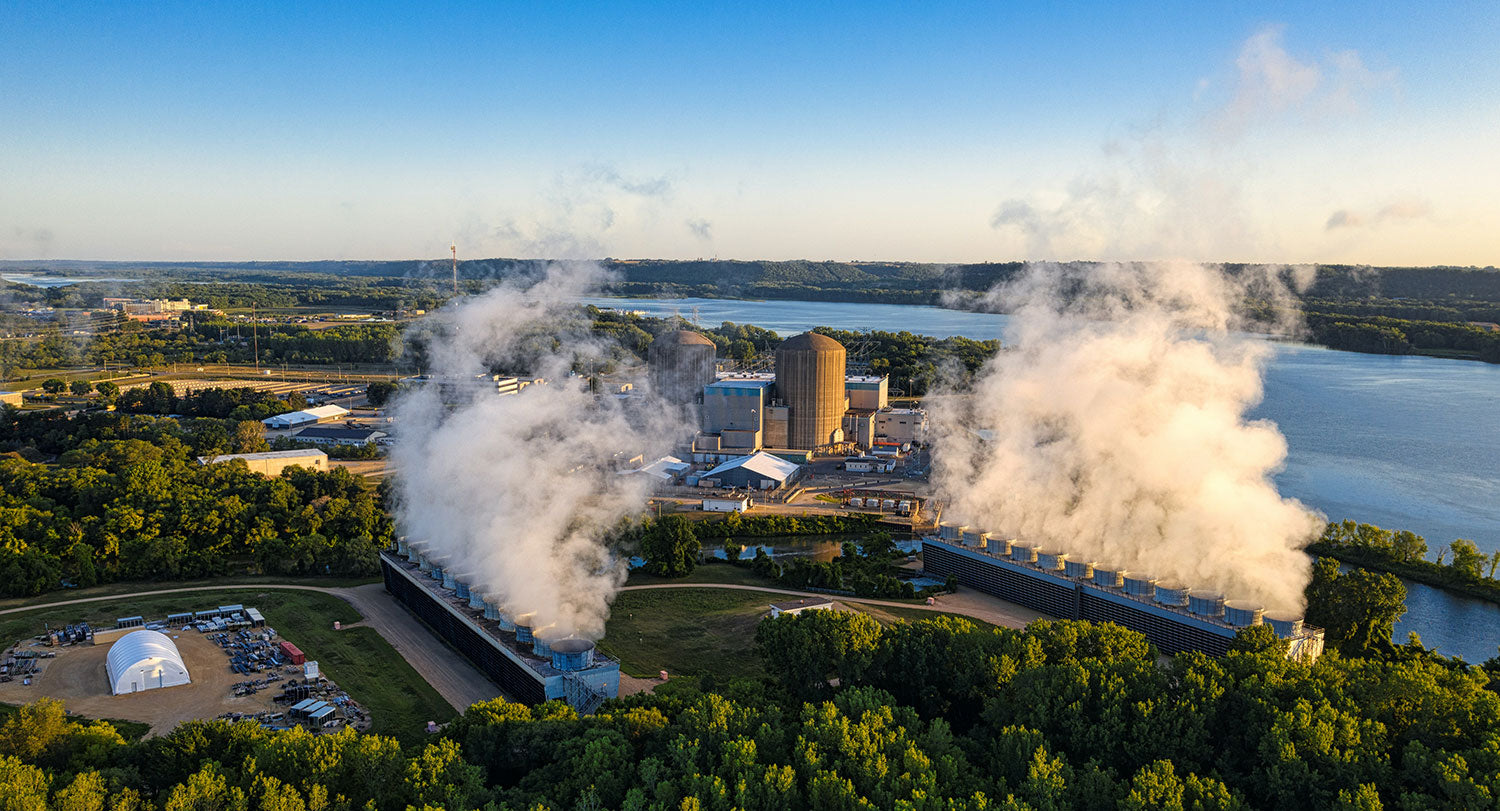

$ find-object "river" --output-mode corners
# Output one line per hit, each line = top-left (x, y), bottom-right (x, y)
(584, 295), (1500, 662)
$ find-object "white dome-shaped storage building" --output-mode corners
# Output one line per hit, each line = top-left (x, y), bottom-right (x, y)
(106, 630), (191, 695)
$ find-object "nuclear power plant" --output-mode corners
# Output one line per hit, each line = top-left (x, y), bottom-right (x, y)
(645, 328), (926, 458)
(380, 540), (620, 712)
(920, 525), (1325, 661)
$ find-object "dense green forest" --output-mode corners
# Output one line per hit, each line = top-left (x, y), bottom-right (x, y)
(0, 609), (1494, 809)
(0, 317), (399, 375)
(0, 409), (391, 595)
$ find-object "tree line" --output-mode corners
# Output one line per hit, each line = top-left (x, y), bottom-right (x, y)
(0, 606), (1495, 808)
(1306, 312), (1500, 362)
(1309, 520), (1500, 606)
(0, 409), (391, 596)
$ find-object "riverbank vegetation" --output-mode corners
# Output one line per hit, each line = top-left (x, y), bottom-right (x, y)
(1308, 520), (1500, 606)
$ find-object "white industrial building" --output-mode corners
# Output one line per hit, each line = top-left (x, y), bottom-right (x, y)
(106, 630), (191, 695)
(626, 456), (691, 484)
(198, 448), (328, 476)
(702, 496), (751, 513)
(698, 451), (803, 491)
(262, 404), (350, 430)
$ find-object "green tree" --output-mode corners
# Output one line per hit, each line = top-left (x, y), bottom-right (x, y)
(638, 515), (700, 578)
(41, 379), (66, 395)
(365, 380), (398, 407)
(69, 380), (93, 397)
(94, 381), (119, 403)
(1448, 539), (1487, 580)
(1304, 558), (1406, 657)
(755, 609), (882, 701)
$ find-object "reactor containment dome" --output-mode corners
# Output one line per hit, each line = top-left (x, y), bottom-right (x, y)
(775, 331), (847, 450)
(648, 329), (717, 405)
(106, 629), (191, 695)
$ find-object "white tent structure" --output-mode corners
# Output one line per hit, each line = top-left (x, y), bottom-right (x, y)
(106, 630), (191, 695)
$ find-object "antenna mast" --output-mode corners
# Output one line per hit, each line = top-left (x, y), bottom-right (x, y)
(251, 302), (259, 373)
(451, 242), (459, 296)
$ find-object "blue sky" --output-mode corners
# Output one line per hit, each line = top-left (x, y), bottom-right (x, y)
(1, 2), (1496, 264)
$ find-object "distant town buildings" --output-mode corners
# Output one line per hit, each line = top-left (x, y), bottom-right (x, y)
(102, 297), (210, 323)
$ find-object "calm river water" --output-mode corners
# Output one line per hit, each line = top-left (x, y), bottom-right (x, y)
(585, 295), (1500, 661)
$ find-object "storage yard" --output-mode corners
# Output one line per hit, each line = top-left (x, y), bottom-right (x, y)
(0, 603), (368, 736)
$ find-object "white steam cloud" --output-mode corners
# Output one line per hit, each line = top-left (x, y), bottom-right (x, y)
(389, 263), (689, 639)
(931, 261), (1323, 613)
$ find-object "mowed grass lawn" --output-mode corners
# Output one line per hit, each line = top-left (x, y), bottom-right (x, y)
(600, 589), (773, 680)
(0, 588), (451, 743)
(598, 587), (998, 681)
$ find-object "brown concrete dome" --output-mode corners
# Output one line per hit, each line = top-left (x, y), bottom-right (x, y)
(655, 329), (715, 346)
(777, 331), (844, 352)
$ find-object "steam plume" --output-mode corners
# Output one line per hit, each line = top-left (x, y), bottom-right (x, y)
(931, 261), (1322, 612)
(389, 263), (687, 639)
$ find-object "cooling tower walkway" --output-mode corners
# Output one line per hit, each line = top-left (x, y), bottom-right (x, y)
(620, 583), (1050, 629)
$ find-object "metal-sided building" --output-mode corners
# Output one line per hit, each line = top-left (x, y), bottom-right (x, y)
(698, 377), (775, 453)
(379, 549), (619, 713)
(698, 451), (802, 491)
(197, 448), (329, 476)
(921, 531), (1324, 661)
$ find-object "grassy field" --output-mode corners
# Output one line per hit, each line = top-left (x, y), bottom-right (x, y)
(598, 587), (995, 680)
(0, 588), (450, 743)
(600, 589), (772, 680)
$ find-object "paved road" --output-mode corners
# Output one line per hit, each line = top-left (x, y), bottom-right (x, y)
(622, 582), (1048, 629)
(0, 582), (500, 713)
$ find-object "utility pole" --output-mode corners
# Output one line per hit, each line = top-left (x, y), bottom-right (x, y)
(252, 302), (259, 374)
(451, 242), (459, 296)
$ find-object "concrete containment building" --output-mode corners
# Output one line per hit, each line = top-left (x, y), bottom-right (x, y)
(775, 332), (847, 450)
(107, 630), (191, 695)
(648, 330), (717, 405)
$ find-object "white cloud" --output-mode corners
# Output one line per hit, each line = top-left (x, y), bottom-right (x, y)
(1325, 198), (1432, 231)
